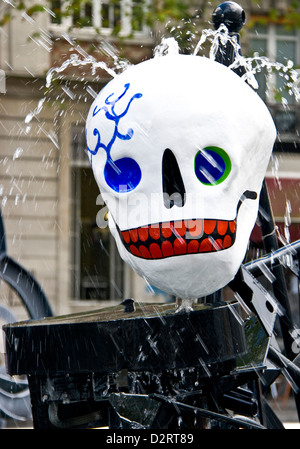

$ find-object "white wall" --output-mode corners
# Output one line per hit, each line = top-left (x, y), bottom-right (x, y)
(0, 3), (50, 76)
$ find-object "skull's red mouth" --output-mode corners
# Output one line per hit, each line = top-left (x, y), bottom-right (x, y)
(117, 218), (236, 260)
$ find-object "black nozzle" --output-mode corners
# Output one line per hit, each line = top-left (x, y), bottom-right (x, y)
(212, 1), (246, 77)
(212, 1), (246, 33)
(121, 298), (136, 313)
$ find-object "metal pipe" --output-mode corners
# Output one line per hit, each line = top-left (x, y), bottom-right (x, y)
(245, 239), (300, 277)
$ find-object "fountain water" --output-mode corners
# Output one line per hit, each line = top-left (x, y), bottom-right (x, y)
(2, 1), (300, 430)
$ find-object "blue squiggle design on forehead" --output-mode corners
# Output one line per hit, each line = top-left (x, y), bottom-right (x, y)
(87, 83), (143, 193)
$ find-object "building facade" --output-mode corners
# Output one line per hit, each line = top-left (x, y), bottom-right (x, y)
(0, 0), (299, 319)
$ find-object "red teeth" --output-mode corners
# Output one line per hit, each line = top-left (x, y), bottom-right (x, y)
(217, 221), (228, 236)
(149, 243), (162, 258)
(130, 245), (141, 257)
(174, 238), (187, 255)
(122, 231), (130, 244)
(223, 235), (232, 249)
(204, 220), (216, 235)
(162, 241), (174, 257)
(187, 240), (199, 253)
(199, 238), (212, 253)
(139, 245), (151, 259)
(212, 238), (223, 251)
(161, 224), (173, 238)
(119, 218), (236, 260)
(138, 227), (148, 242)
(129, 229), (138, 243)
(149, 224), (160, 240)
(229, 221), (236, 233)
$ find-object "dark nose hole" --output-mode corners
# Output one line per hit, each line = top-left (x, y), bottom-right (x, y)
(162, 149), (186, 209)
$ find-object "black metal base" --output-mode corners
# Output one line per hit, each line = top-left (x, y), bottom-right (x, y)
(3, 301), (272, 429)
(4, 302), (247, 376)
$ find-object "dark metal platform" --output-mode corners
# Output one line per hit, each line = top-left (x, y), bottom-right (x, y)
(4, 301), (247, 377)
(2, 300), (272, 429)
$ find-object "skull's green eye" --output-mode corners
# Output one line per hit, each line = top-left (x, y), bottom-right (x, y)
(194, 146), (231, 185)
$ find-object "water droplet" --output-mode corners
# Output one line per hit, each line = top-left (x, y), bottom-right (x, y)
(13, 147), (23, 160)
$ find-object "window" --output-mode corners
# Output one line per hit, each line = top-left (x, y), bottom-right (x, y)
(50, 0), (147, 34)
(72, 0), (93, 27)
(249, 23), (299, 135)
(250, 24), (299, 102)
(50, 0), (62, 24)
(70, 125), (125, 301)
(131, 0), (145, 32)
(101, 0), (121, 30)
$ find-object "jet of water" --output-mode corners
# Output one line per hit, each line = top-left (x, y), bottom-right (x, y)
(193, 23), (300, 100)
(154, 37), (180, 57)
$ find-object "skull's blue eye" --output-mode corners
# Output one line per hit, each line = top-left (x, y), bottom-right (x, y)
(194, 146), (231, 185)
(104, 157), (142, 193)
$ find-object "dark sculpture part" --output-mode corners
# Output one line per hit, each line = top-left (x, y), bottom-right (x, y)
(212, 1), (246, 33)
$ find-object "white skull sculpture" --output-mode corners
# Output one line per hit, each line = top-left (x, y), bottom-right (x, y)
(86, 55), (276, 299)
